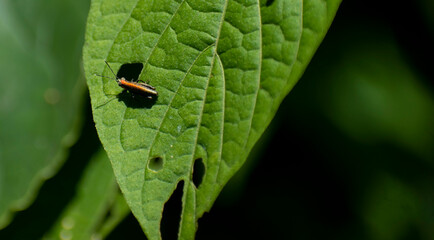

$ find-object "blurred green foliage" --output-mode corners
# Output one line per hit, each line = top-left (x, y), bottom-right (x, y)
(296, 20), (434, 240)
(0, 0), (89, 228)
(0, 0), (433, 239)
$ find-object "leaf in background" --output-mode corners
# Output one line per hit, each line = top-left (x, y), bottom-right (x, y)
(312, 25), (434, 160)
(284, 15), (434, 240)
(362, 175), (424, 240)
(94, 193), (130, 239)
(305, 21), (434, 239)
(43, 150), (119, 240)
(83, 0), (341, 238)
(0, 0), (89, 227)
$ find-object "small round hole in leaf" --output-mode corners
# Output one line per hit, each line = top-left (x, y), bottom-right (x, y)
(148, 157), (163, 171)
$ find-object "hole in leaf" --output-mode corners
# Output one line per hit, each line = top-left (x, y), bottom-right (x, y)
(192, 158), (205, 188)
(161, 181), (184, 240)
(265, 0), (275, 6)
(116, 62), (143, 81)
(148, 157), (163, 171)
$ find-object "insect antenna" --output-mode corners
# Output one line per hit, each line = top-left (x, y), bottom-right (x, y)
(94, 61), (120, 83)
(104, 60), (118, 78)
(94, 74), (116, 80)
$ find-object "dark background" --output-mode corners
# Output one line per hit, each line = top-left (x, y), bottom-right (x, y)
(1, 0), (433, 239)
(195, 1), (434, 239)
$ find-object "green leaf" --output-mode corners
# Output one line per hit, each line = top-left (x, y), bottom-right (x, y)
(0, 0), (88, 227)
(43, 150), (118, 240)
(83, 0), (341, 239)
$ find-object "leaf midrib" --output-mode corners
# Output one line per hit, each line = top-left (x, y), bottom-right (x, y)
(180, 0), (231, 231)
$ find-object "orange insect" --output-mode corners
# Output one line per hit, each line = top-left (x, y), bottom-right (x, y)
(96, 61), (158, 99)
